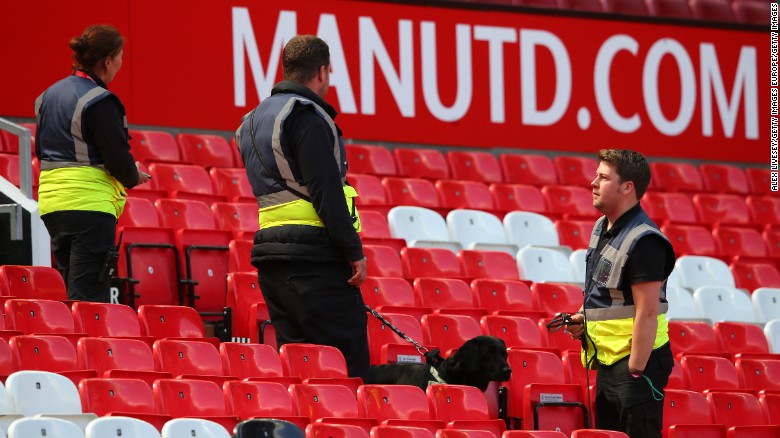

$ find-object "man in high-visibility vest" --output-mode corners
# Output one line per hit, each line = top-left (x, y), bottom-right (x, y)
(236, 35), (369, 380)
(568, 149), (675, 438)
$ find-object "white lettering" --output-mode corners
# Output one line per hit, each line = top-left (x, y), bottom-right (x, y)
(700, 44), (758, 139)
(421, 22), (473, 122)
(317, 14), (356, 114)
(643, 38), (696, 136)
(359, 17), (415, 117)
(474, 25), (517, 123)
(232, 8), (296, 106)
(520, 29), (572, 126)
(594, 35), (640, 133)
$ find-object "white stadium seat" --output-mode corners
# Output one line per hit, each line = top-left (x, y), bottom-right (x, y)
(85, 416), (160, 438)
(388, 206), (461, 252)
(692, 286), (755, 323)
(751, 287), (780, 323)
(447, 209), (518, 256)
(516, 246), (575, 283)
(674, 255), (735, 290)
(764, 319), (780, 354)
(8, 417), (84, 438)
(162, 418), (231, 438)
(503, 211), (560, 249)
(5, 371), (96, 432)
(569, 248), (587, 283)
(664, 286), (702, 321)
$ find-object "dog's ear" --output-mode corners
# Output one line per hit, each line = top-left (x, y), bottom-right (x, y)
(456, 338), (481, 373)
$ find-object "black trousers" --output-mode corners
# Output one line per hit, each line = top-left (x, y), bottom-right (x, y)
(42, 210), (116, 302)
(256, 259), (370, 382)
(595, 342), (674, 438)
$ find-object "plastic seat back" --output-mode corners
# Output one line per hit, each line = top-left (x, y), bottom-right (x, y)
(668, 320), (724, 358)
(489, 184), (548, 214)
(735, 358), (780, 392)
(8, 417), (84, 438)
(154, 378), (228, 417)
(219, 342), (284, 380)
(664, 286), (701, 321)
(149, 163), (214, 196)
(675, 256), (735, 289)
(0, 265), (67, 300)
(554, 219), (593, 250)
(681, 355), (740, 392)
(394, 148), (450, 180)
(421, 314), (481, 354)
(223, 380), (296, 418)
(208, 167), (254, 202)
(138, 305), (205, 339)
(176, 133), (235, 168)
(361, 277), (417, 309)
(388, 207), (450, 246)
(77, 337), (155, 376)
(117, 197), (160, 228)
(714, 321), (769, 358)
(225, 272), (265, 340)
(234, 419), (305, 438)
(661, 224), (719, 257)
(706, 391), (766, 427)
(470, 279), (540, 316)
(499, 153), (558, 186)
(71, 302), (143, 338)
(446, 210), (505, 249)
(289, 383), (360, 420)
(752, 288), (780, 323)
(446, 151), (502, 183)
(383, 177), (440, 209)
(730, 261), (780, 291)
(541, 185), (599, 219)
(6, 370), (82, 415)
(517, 247), (575, 283)
(641, 192), (698, 225)
(78, 378), (157, 416)
(4, 299), (75, 334)
(663, 389), (714, 431)
(116, 227), (181, 307)
(700, 164), (749, 194)
(552, 156), (598, 187)
(414, 278), (476, 312)
(363, 245), (404, 278)
(401, 247), (463, 279)
(346, 144), (397, 176)
(280, 344), (349, 380)
(692, 286), (755, 323)
(155, 198), (217, 231)
(212, 202), (258, 236)
(649, 162), (704, 193)
(128, 130), (182, 165)
(357, 384), (432, 422)
(693, 194), (751, 227)
(436, 180), (494, 211)
(153, 339), (224, 378)
(366, 312), (426, 364)
(228, 239), (254, 273)
(503, 212), (560, 249)
(532, 282), (583, 318)
(10, 334), (80, 373)
(161, 418), (231, 438)
(349, 174), (388, 206)
(458, 250), (520, 280)
(85, 416), (160, 438)
(480, 315), (546, 350)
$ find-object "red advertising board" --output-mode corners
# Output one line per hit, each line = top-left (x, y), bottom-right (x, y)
(1, 0), (769, 162)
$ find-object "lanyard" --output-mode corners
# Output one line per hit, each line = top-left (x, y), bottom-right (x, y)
(74, 70), (97, 85)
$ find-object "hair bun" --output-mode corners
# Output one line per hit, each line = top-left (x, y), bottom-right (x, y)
(69, 35), (88, 53)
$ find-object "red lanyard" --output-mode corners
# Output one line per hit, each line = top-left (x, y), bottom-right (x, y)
(74, 70), (97, 84)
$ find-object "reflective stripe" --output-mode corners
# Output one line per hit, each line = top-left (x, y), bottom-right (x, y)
(271, 98), (309, 196)
(603, 223), (656, 289)
(40, 160), (106, 171)
(585, 302), (669, 321)
(71, 86), (108, 164)
(588, 217), (605, 248)
(609, 288), (624, 306)
(256, 190), (300, 208)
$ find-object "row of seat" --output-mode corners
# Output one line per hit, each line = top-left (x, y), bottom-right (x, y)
(436, 0), (768, 25)
(0, 415), (236, 438)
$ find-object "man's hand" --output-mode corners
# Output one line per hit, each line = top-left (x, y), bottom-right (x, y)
(348, 257), (367, 286)
(136, 162), (150, 185)
(568, 312), (585, 340)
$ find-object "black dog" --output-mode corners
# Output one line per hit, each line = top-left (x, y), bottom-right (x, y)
(367, 335), (512, 392)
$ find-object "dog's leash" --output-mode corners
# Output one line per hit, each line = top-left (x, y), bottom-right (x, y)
(364, 304), (445, 366)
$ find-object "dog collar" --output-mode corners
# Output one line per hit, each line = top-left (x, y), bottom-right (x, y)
(427, 367), (446, 386)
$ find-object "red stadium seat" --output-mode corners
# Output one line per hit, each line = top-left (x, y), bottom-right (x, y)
(730, 261), (780, 291)
(555, 219), (594, 250)
(713, 226), (768, 261)
(4, 299), (80, 339)
(641, 192), (699, 225)
(360, 210), (391, 239)
(79, 377), (171, 431)
(714, 321), (771, 360)
(760, 392), (780, 424)
(383, 177), (441, 209)
(646, 0), (693, 18)
(371, 425), (437, 438)
(219, 342), (289, 382)
(0, 338), (17, 380)
(681, 355), (740, 392)
(700, 164), (750, 195)
(0, 265), (67, 300)
(470, 279), (538, 315)
(0, 153), (20, 186)
(350, 173), (390, 208)
(71, 302), (150, 341)
(128, 129), (183, 165)
(357, 384), (442, 432)
(414, 278), (481, 319)
(480, 315), (547, 350)
(650, 162), (704, 193)
(735, 358), (780, 392)
(176, 133), (235, 168)
(307, 423), (369, 438)
(153, 339), (229, 382)
(361, 276), (419, 309)
(208, 167), (254, 203)
(212, 202), (258, 238)
(436, 180), (494, 211)
(171, 228), (231, 316)
(366, 311), (429, 364)
(734, 1), (771, 24)
(692, 194), (751, 228)
(764, 227), (780, 258)
(602, 0), (650, 15)
(421, 314), (482, 355)
(501, 432), (568, 438)
(228, 239), (254, 273)
(560, 349), (597, 395)
(458, 250), (520, 281)
(542, 185), (599, 219)
(155, 198), (217, 231)
(690, 0), (736, 22)
(668, 321), (725, 359)
(347, 144), (397, 176)
(76, 337), (168, 386)
(531, 283), (583, 319)
(706, 391), (769, 430)
(364, 245), (405, 278)
(663, 389), (719, 437)
(223, 380), (307, 427)
(661, 224), (719, 257)
(401, 247), (463, 279)
(446, 151), (503, 183)
(290, 383), (376, 432)
(667, 357), (688, 390)
(539, 317), (583, 357)
(149, 163), (215, 198)
(426, 384), (506, 437)
(558, 0), (603, 11)
(489, 184), (548, 215)
(394, 148), (450, 180)
(499, 154), (558, 186)
(137, 304), (209, 340)
(10, 334), (96, 387)
(225, 272), (263, 341)
(747, 196), (780, 229)
(153, 378), (239, 431)
(552, 155), (598, 187)
(118, 197), (160, 228)
(746, 168), (778, 196)
(280, 344), (363, 393)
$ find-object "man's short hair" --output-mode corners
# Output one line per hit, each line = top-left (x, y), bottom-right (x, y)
(598, 149), (651, 199)
(282, 35), (330, 84)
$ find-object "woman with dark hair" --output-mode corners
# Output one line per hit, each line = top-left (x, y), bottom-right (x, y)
(35, 24), (149, 302)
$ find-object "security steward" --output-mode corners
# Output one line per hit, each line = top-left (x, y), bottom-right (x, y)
(35, 24), (147, 302)
(236, 34), (369, 381)
(567, 149), (675, 438)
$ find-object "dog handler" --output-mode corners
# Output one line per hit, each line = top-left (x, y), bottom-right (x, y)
(236, 35), (370, 381)
(567, 149), (675, 438)
(35, 24), (149, 302)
